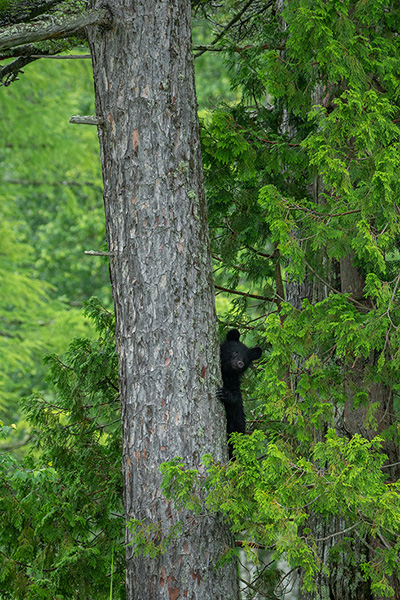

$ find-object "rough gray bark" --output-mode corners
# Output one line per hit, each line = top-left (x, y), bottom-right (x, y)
(86, 1), (239, 599)
(0, 8), (109, 50)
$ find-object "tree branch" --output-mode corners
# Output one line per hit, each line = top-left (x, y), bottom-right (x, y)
(3, 178), (97, 186)
(0, 55), (38, 85)
(194, 0), (258, 58)
(311, 521), (362, 543)
(0, 0), (63, 27)
(84, 250), (114, 257)
(193, 42), (284, 55)
(69, 115), (103, 125)
(0, 38), (78, 60)
(30, 53), (91, 58)
(0, 8), (110, 51)
(305, 260), (368, 311)
(0, 435), (33, 451)
(0, 38), (83, 84)
(215, 285), (274, 303)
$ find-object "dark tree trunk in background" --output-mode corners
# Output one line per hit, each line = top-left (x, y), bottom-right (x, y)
(86, 1), (239, 598)
(293, 190), (400, 600)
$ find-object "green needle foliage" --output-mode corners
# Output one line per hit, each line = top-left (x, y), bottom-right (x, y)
(0, 55), (109, 436)
(1, 1), (400, 598)
(161, 431), (400, 596)
(0, 299), (124, 600)
(159, 1), (400, 598)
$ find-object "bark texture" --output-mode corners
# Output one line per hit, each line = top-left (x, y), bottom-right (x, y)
(86, 1), (239, 598)
(0, 8), (108, 50)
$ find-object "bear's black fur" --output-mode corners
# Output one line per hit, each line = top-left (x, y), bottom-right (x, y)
(218, 329), (262, 459)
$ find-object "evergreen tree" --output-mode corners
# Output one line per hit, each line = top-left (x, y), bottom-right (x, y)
(0, 56), (110, 437)
(0, 300), (124, 599)
(2, 1), (400, 597)
(1, 1), (240, 597)
(162, 2), (400, 598)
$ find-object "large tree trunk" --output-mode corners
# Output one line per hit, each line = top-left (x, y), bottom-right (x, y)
(86, 1), (239, 598)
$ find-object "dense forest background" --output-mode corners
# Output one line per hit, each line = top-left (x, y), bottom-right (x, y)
(1, 2), (400, 599)
(0, 22), (236, 433)
(0, 20), (243, 598)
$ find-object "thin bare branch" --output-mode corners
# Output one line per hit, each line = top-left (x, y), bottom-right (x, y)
(30, 53), (91, 58)
(311, 521), (362, 543)
(215, 284), (274, 303)
(194, 0), (257, 58)
(69, 115), (102, 125)
(4, 178), (97, 187)
(0, 55), (38, 85)
(84, 250), (114, 257)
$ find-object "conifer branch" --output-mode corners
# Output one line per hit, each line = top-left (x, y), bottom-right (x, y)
(0, 0), (63, 27)
(31, 53), (91, 58)
(0, 8), (110, 51)
(69, 115), (103, 125)
(215, 285), (273, 303)
(0, 38), (78, 60)
(84, 250), (114, 257)
(0, 55), (37, 85)
(194, 0), (257, 58)
(4, 178), (97, 186)
(193, 42), (285, 54)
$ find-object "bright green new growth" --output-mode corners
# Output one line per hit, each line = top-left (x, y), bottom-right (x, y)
(1, 0), (400, 597)
(159, 0), (400, 597)
(0, 300), (124, 599)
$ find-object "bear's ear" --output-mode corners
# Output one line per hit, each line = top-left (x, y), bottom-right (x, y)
(249, 346), (262, 361)
(226, 329), (240, 342)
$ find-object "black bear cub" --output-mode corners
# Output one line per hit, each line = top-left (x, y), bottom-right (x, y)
(218, 329), (262, 459)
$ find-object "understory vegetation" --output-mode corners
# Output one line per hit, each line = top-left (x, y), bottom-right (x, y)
(1, 1), (400, 598)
